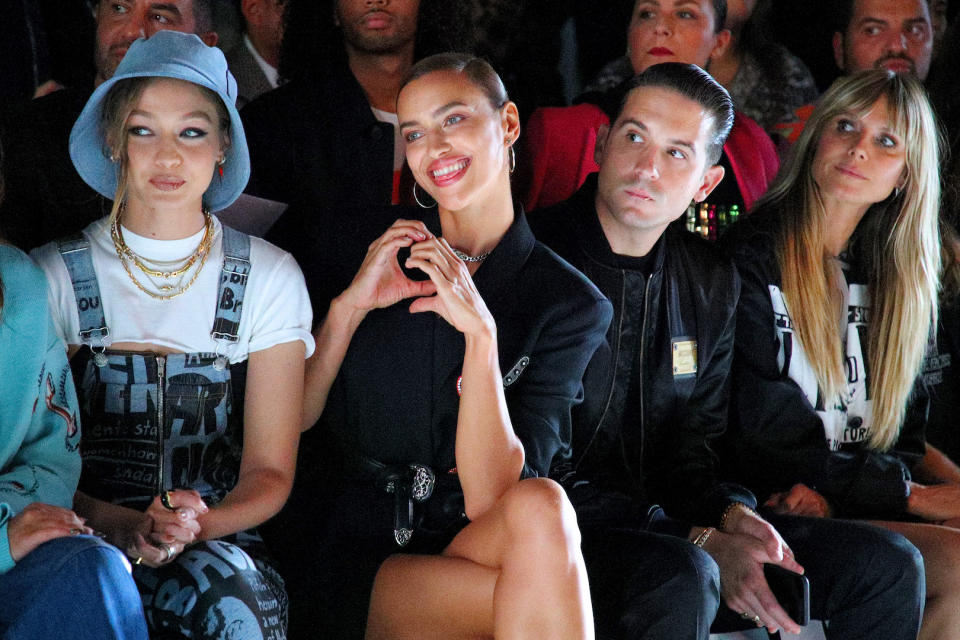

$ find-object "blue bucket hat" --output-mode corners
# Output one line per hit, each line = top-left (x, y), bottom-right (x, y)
(69, 31), (249, 212)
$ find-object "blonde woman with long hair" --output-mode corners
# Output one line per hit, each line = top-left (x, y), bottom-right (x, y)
(723, 69), (960, 638)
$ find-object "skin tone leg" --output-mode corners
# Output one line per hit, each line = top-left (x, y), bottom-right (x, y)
(366, 478), (593, 640)
(869, 520), (960, 640)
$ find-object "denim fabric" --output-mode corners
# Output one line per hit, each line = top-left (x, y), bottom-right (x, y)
(76, 352), (243, 511)
(0, 535), (148, 639)
(580, 524), (720, 640)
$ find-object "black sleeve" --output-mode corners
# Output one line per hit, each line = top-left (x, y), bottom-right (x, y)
(507, 291), (613, 479)
(727, 238), (912, 519)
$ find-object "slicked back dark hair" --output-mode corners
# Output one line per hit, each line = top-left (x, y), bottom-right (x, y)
(278, 0), (474, 83)
(711, 0), (727, 33)
(609, 62), (734, 165)
(402, 53), (509, 110)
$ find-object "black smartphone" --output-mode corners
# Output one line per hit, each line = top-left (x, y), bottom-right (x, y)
(763, 563), (810, 626)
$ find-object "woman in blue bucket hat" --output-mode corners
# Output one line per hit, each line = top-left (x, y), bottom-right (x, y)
(31, 30), (313, 639)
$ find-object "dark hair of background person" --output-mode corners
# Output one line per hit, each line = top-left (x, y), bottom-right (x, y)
(402, 52), (509, 110)
(192, 0), (216, 32)
(609, 62), (734, 165)
(736, 0), (797, 80)
(277, 0), (475, 83)
(710, 0), (728, 33)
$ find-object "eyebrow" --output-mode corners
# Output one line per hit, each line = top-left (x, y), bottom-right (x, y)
(149, 3), (183, 16)
(636, 0), (702, 7)
(618, 118), (697, 153)
(399, 101), (469, 130)
(128, 109), (213, 122)
(855, 17), (890, 27)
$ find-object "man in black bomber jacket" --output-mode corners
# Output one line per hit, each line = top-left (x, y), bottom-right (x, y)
(530, 63), (923, 640)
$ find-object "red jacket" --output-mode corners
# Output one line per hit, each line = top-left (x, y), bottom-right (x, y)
(521, 102), (780, 212)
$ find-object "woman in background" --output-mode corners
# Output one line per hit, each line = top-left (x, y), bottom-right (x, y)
(724, 69), (960, 638)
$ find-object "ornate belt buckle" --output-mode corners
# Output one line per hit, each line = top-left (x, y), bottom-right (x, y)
(409, 464), (435, 502)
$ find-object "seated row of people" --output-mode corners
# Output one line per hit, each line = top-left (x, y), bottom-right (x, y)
(3, 23), (959, 639)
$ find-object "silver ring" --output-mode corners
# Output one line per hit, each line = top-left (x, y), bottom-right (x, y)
(162, 544), (175, 561)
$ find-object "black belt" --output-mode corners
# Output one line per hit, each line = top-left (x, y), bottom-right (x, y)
(355, 454), (437, 546)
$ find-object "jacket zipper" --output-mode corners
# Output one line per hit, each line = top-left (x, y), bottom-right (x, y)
(618, 274), (652, 487)
(635, 275), (652, 480)
(575, 271), (627, 470)
(156, 355), (166, 495)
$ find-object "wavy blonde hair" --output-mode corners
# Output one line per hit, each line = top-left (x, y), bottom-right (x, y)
(754, 70), (941, 451)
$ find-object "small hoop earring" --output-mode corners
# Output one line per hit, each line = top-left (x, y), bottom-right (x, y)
(508, 145), (516, 174)
(894, 186), (902, 199)
(413, 182), (436, 209)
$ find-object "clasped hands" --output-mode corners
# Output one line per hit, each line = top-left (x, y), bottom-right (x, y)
(339, 219), (495, 338)
(701, 504), (805, 635)
(125, 489), (209, 568)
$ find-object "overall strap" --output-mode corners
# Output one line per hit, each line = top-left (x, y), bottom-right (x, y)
(211, 225), (252, 344)
(57, 233), (109, 349)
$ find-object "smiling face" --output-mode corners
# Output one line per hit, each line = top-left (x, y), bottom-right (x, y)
(811, 97), (906, 213)
(95, 0), (214, 85)
(336, 0), (419, 55)
(594, 85), (724, 256)
(834, 0), (932, 80)
(627, 0), (729, 73)
(398, 69), (518, 213)
(120, 78), (226, 214)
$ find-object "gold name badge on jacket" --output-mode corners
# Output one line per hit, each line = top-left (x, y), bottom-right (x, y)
(672, 339), (697, 377)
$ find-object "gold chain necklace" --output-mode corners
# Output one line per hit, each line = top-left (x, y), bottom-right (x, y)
(112, 214), (215, 300)
(111, 213), (212, 279)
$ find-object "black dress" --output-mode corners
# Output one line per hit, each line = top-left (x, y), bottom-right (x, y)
(274, 205), (611, 637)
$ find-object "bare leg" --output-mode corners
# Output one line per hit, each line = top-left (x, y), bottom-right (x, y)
(871, 520), (960, 640)
(366, 478), (594, 640)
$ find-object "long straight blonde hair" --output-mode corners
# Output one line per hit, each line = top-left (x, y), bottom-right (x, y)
(754, 70), (942, 451)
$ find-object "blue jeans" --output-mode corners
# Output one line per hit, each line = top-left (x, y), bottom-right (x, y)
(0, 535), (148, 639)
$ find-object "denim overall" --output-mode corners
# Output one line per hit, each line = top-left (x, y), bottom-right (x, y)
(58, 226), (288, 640)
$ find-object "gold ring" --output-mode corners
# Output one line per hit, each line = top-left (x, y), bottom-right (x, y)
(160, 490), (176, 511)
(134, 556), (143, 565)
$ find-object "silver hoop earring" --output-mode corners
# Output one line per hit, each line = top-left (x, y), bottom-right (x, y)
(413, 182), (436, 209)
(508, 145), (516, 174)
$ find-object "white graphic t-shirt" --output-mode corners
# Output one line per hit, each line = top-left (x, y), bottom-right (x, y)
(768, 273), (873, 450)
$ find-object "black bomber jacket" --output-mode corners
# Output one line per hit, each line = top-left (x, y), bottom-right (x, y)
(531, 175), (756, 534)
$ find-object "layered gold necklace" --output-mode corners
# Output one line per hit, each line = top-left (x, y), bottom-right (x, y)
(111, 212), (214, 300)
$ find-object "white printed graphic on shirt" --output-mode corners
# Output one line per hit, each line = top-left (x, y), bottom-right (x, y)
(768, 284), (873, 450)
